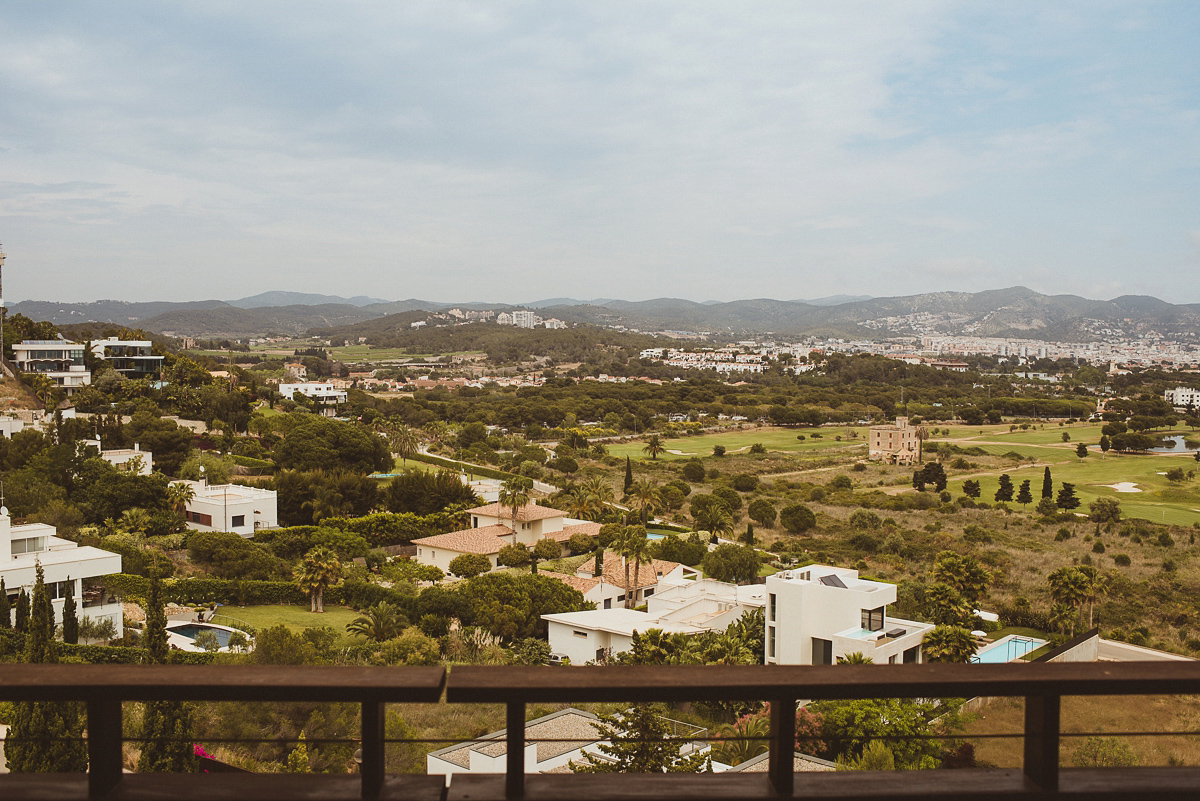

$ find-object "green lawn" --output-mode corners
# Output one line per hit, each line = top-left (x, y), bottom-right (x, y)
(606, 426), (867, 462)
(212, 604), (363, 646)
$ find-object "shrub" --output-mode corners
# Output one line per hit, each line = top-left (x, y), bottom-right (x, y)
(732, 474), (759, 492)
(779, 504), (817, 534)
(681, 459), (706, 482)
(1113, 554), (1131, 566)
(848, 509), (883, 531)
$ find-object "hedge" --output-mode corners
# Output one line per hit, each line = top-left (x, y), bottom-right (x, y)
(407, 452), (517, 482)
(0, 628), (212, 665)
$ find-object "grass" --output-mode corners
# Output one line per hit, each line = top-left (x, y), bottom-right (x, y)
(963, 694), (1200, 767)
(606, 426), (868, 462)
(987, 626), (1047, 641)
(214, 604), (362, 647)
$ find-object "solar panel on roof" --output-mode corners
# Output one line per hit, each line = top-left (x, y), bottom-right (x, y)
(818, 574), (847, 588)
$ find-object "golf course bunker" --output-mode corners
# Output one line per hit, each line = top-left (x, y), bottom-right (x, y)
(1106, 482), (1142, 493)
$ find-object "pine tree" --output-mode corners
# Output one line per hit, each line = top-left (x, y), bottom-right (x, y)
(994, 474), (1015, 503)
(61, 578), (79, 645)
(624, 457), (634, 494)
(6, 564), (88, 773)
(0, 577), (10, 629)
(137, 572), (196, 773)
(285, 731), (312, 773)
(15, 588), (30, 633)
(1042, 467), (1053, 499)
(572, 704), (710, 773)
(1056, 482), (1081, 511)
(1016, 480), (1033, 507)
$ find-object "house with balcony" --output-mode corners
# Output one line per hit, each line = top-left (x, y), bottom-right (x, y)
(764, 565), (932, 665)
(90, 337), (165, 378)
(180, 480), (278, 538)
(1, 508), (123, 637)
(279, 381), (349, 406)
(11, 339), (92, 395)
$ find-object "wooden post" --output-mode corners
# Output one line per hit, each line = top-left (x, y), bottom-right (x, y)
(506, 701), (525, 800)
(87, 699), (123, 800)
(360, 701), (385, 799)
(768, 698), (795, 797)
(1023, 694), (1060, 792)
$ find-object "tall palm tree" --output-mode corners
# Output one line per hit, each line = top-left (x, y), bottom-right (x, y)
(346, 601), (407, 642)
(581, 475), (615, 506)
(388, 422), (420, 466)
(166, 482), (195, 517)
(629, 479), (662, 526)
(1048, 566), (1090, 635)
(642, 435), (666, 460)
(498, 476), (534, 531)
(564, 488), (603, 522)
(296, 546), (342, 613)
(616, 525), (653, 609)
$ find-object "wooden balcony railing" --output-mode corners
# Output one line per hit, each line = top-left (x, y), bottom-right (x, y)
(3, 661), (1200, 800)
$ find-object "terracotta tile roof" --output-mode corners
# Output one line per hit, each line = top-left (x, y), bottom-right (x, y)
(412, 525), (513, 555)
(594, 553), (680, 591)
(545, 522), (602, 542)
(539, 571), (601, 595)
(467, 502), (564, 522)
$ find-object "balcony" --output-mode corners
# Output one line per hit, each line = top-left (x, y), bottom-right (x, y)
(1, 662), (1200, 799)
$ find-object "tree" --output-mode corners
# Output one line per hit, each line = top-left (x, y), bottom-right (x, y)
(346, 601), (408, 642)
(449, 553), (493, 579)
(285, 732), (313, 773)
(497, 543), (531, 568)
(1036, 497), (1059, 517)
(681, 458), (706, 482)
(61, 578), (78, 644)
(296, 546), (342, 613)
(273, 417), (392, 473)
(837, 652), (874, 664)
(932, 551), (991, 603)
(1042, 467), (1053, 499)
(6, 564), (88, 773)
(642, 435), (666, 460)
(1016, 479), (1033, 507)
(166, 481), (195, 517)
(1075, 442), (1088, 461)
(747, 498), (777, 528)
(629, 479), (663, 526)
(0, 578), (9, 629)
(387, 423), (420, 466)
(838, 740), (895, 771)
(810, 698), (941, 768)
(572, 704), (709, 773)
(1056, 482), (1081, 510)
(1072, 737), (1137, 767)
(15, 588), (30, 632)
(922, 626), (976, 663)
(712, 444), (726, 457)
(962, 480), (981, 499)
(385, 469), (479, 515)
(1088, 497), (1121, 524)
(994, 474), (1014, 503)
(701, 543), (760, 584)
(1099, 435), (1111, 455)
(924, 582), (972, 627)
(614, 526), (653, 608)
(742, 522), (755, 545)
(779, 504), (817, 534)
(624, 457), (634, 494)
(1048, 566), (1089, 634)
(498, 476), (534, 531)
(690, 494), (734, 538)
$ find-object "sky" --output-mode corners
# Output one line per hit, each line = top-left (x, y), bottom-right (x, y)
(1, 2), (1198, 305)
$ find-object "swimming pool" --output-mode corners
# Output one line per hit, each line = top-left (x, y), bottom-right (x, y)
(971, 634), (1046, 664)
(166, 622), (245, 651)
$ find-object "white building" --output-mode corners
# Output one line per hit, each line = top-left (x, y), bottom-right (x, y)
(512, 310), (538, 329)
(11, 339), (92, 395)
(1, 508), (124, 637)
(542, 319), (567, 330)
(764, 565), (932, 666)
(181, 480), (278, 538)
(90, 337), (164, 378)
(543, 575), (759, 665)
(80, 439), (153, 475)
(1165, 386), (1200, 409)
(495, 312), (514, 326)
(279, 381), (349, 405)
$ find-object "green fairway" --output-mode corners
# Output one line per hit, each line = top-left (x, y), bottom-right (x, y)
(606, 426), (867, 461)
(212, 604), (363, 646)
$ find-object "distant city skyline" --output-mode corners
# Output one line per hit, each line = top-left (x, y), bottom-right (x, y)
(1, 2), (1198, 304)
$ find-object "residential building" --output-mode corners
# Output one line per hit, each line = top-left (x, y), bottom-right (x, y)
(512, 310), (537, 329)
(495, 312), (513, 326)
(1165, 386), (1200, 409)
(867, 416), (920, 466)
(1, 507), (123, 637)
(542, 574), (758, 665)
(542, 318), (567, 330)
(278, 381), (349, 405)
(80, 439), (153, 475)
(11, 339), (91, 394)
(90, 338), (165, 378)
(181, 480), (278, 538)
(283, 362), (307, 381)
(763, 565), (932, 666)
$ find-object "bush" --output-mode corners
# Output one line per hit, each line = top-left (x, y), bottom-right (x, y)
(747, 499), (777, 528)
(732, 474), (759, 492)
(828, 475), (853, 491)
(1113, 554), (1131, 567)
(651, 534), (707, 567)
(700, 543), (761, 584)
(848, 509), (882, 530)
(681, 459), (706, 482)
(779, 504), (817, 534)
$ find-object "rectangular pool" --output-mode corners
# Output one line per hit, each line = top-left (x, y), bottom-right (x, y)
(972, 634), (1047, 664)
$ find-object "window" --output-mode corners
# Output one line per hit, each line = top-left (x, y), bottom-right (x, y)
(767, 626), (776, 659)
(603, 599), (611, 609)
(186, 511), (213, 526)
(769, 593), (777, 622)
(889, 655), (898, 665)
(862, 606), (885, 632)
(231, 515), (245, 528)
(643, 588), (654, 597)
(903, 645), (921, 664)
(47, 580), (74, 601)
(11, 537), (45, 555)
(812, 638), (833, 665)
(573, 630), (588, 639)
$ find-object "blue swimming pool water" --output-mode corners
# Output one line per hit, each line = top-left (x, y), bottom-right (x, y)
(972, 635), (1046, 664)
(169, 624), (235, 647)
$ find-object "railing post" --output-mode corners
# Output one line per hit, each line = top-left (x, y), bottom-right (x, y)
(87, 699), (123, 800)
(769, 698), (795, 797)
(506, 701), (525, 800)
(360, 701), (385, 799)
(1023, 693), (1060, 792)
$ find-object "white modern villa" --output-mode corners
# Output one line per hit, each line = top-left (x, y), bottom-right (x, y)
(90, 337), (165, 378)
(180, 480), (279, 537)
(764, 565), (932, 665)
(1, 508), (124, 637)
(278, 382), (349, 406)
(11, 339), (92, 394)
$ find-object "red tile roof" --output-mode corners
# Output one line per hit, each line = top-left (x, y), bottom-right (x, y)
(539, 571), (601, 596)
(412, 525), (514, 555)
(467, 502), (565, 522)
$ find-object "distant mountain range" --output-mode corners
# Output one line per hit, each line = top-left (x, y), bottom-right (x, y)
(9, 287), (1199, 342)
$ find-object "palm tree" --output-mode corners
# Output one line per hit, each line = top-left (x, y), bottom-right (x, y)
(498, 476), (534, 532)
(564, 488), (603, 522)
(581, 475), (615, 507)
(615, 525), (653, 609)
(629, 479), (662, 526)
(346, 601), (407, 642)
(166, 482), (195, 519)
(837, 652), (874, 664)
(296, 546), (342, 613)
(1048, 566), (1090, 635)
(388, 423), (420, 466)
(712, 713), (770, 767)
(922, 625), (977, 663)
(914, 425), (929, 461)
(119, 507), (151, 534)
(302, 484), (345, 524)
(642, 435), (666, 460)
(692, 500), (734, 539)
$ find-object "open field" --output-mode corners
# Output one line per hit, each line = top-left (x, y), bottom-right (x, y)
(606, 426), (868, 462)
(963, 694), (1200, 767)
(213, 604), (362, 647)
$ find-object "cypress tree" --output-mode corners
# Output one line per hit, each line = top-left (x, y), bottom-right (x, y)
(0, 577), (10, 629)
(61, 578), (79, 645)
(624, 457), (634, 494)
(15, 588), (30, 633)
(743, 522), (755, 546)
(6, 564), (88, 773)
(137, 572), (196, 773)
(1042, 467), (1053, 499)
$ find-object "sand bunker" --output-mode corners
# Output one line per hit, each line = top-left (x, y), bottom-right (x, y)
(1106, 482), (1142, 493)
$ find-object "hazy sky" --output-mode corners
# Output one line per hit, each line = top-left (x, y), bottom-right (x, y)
(1, 2), (1198, 304)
